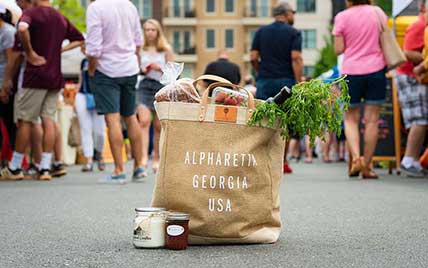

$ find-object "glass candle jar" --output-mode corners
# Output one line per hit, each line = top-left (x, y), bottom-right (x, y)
(133, 207), (167, 249)
(165, 212), (190, 250)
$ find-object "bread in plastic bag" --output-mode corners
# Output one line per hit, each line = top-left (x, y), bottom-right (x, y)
(155, 62), (200, 103)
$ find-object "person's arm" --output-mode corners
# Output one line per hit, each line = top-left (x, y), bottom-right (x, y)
(250, 50), (260, 73)
(18, 22), (46, 66)
(404, 51), (423, 65)
(133, 6), (143, 72)
(1, 50), (21, 93)
(166, 47), (175, 62)
(85, 5), (102, 76)
(334, 36), (345, 55)
(291, 30), (303, 83)
(250, 29), (261, 73)
(292, 51), (303, 83)
(62, 40), (84, 53)
(136, 45), (141, 71)
(0, 49), (16, 103)
(414, 28), (428, 77)
(1, 32), (21, 96)
(332, 14), (345, 56)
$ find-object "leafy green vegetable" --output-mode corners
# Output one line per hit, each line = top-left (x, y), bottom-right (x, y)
(247, 76), (350, 145)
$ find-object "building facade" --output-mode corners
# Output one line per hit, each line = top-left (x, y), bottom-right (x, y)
(162, 0), (332, 80)
(79, 0), (332, 80)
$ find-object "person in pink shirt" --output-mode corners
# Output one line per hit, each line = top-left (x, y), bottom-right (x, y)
(86, 0), (145, 184)
(333, 0), (387, 179)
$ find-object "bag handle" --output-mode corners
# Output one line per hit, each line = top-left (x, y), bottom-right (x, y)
(198, 81), (255, 122)
(373, 7), (385, 33)
(192, 74), (231, 90)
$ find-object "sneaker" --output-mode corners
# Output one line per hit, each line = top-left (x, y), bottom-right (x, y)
(0, 166), (24, 180)
(24, 164), (39, 180)
(51, 163), (67, 177)
(283, 163), (293, 174)
(132, 167), (147, 183)
(99, 173), (127, 184)
(82, 163), (93, 172)
(39, 169), (52, 181)
(400, 164), (424, 178)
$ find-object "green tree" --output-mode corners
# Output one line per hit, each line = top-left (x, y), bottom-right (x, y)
(313, 36), (337, 78)
(374, 0), (393, 16)
(52, 0), (86, 32)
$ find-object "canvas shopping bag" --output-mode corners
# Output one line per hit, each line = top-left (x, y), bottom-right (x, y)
(68, 116), (81, 147)
(151, 78), (285, 244)
(374, 8), (406, 70)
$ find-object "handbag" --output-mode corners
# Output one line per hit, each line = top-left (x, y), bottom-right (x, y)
(85, 93), (95, 110)
(68, 116), (81, 147)
(82, 70), (96, 110)
(374, 8), (406, 70)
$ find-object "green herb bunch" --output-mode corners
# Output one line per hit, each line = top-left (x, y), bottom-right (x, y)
(247, 76), (350, 145)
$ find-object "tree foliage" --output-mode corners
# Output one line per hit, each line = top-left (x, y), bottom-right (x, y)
(52, 0), (86, 32)
(374, 0), (393, 17)
(313, 36), (337, 78)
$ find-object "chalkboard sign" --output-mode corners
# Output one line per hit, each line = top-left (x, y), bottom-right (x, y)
(357, 74), (402, 173)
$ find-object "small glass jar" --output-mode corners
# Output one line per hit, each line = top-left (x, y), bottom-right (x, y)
(133, 207), (167, 249)
(165, 212), (190, 250)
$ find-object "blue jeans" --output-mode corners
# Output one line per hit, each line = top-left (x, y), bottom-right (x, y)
(256, 78), (296, 100)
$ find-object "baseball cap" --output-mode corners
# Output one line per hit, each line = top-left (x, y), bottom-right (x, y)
(273, 1), (296, 16)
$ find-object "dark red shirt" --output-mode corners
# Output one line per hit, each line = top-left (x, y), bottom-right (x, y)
(20, 6), (84, 90)
(396, 14), (425, 78)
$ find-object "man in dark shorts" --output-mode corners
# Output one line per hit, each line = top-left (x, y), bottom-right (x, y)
(0, 0), (84, 181)
(86, 0), (145, 183)
(250, 1), (303, 173)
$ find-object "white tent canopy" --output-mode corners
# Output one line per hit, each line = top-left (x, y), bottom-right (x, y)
(393, 0), (417, 17)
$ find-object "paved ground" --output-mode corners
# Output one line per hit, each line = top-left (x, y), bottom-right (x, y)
(0, 160), (427, 268)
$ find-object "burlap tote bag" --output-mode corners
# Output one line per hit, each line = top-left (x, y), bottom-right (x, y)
(151, 77), (285, 245)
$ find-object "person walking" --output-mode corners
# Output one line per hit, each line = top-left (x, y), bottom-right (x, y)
(333, 0), (388, 179)
(136, 18), (173, 174)
(86, 0), (145, 184)
(397, 1), (428, 177)
(0, 7), (16, 166)
(0, 0), (84, 181)
(250, 1), (303, 174)
(204, 49), (241, 85)
(75, 44), (106, 172)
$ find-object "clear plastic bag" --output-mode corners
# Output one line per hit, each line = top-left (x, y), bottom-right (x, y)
(155, 62), (200, 103)
(211, 86), (249, 107)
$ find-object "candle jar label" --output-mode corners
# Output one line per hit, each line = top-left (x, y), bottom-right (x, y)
(167, 225), (185, 236)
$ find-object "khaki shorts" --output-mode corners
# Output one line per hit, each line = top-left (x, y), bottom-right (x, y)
(14, 88), (59, 123)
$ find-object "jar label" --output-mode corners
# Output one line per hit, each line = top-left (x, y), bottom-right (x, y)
(167, 225), (185, 236)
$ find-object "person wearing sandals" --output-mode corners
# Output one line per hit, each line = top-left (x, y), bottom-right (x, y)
(333, 0), (387, 179)
(75, 44), (106, 172)
(136, 19), (174, 174)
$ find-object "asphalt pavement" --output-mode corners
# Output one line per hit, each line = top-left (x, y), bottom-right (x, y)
(0, 160), (427, 268)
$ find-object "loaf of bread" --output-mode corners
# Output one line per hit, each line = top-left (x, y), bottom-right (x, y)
(155, 78), (200, 103)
